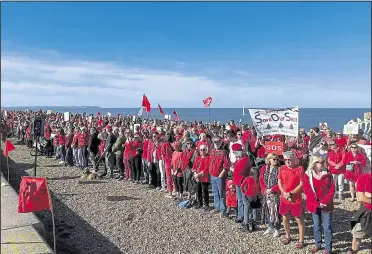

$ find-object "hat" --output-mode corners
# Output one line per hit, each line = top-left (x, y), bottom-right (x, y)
(231, 143), (243, 152)
(226, 180), (234, 190)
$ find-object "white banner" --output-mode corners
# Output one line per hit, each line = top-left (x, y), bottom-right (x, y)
(248, 106), (299, 137)
(343, 120), (359, 135)
(107, 112), (112, 117)
(46, 109), (53, 115)
(319, 122), (328, 131)
(137, 107), (144, 117)
(64, 112), (70, 121)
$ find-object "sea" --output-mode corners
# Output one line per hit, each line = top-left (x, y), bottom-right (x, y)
(3, 107), (370, 133)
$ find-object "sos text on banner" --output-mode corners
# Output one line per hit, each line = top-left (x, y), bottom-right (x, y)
(264, 141), (284, 155)
(248, 106), (299, 137)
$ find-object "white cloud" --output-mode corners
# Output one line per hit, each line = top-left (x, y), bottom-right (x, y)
(1, 47), (370, 108)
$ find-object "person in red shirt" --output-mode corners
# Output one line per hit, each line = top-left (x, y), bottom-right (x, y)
(129, 134), (143, 183)
(278, 151), (305, 249)
(195, 132), (210, 153)
(302, 156), (335, 254)
(343, 143), (367, 201)
(141, 130), (151, 184)
(260, 153), (281, 238)
(162, 132), (175, 194)
(58, 128), (66, 165)
(147, 132), (162, 189)
(226, 180), (238, 218)
(328, 141), (346, 200)
(209, 137), (230, 217)
(348, 172), (371, 254)
(335, 132), (347, 149)
(71, 128), (80, 166)
(192, 144), (210, 210)
(230, 144), (251, 225)
(123, 130), (133, 180)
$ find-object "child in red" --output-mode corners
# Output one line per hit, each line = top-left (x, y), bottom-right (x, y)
(226, 180), (238, 219)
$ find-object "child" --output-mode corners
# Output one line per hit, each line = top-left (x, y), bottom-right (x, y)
(226, 180), (238, 218)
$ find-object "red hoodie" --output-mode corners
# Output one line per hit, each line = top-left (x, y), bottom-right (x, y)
(142, 139), (149, 160)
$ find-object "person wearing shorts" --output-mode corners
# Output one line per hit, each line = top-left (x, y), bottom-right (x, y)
(348, 172), (371, 254)
(278, 151), (305, 249)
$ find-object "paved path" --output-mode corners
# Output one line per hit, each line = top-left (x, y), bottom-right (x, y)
(1, 174), (54, 254)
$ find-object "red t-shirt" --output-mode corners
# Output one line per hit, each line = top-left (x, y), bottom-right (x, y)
(192, 156), (210, 183)
(278, 165), (304, 204)
(356, 173), (371, 210)
(312, 177), (323, 200)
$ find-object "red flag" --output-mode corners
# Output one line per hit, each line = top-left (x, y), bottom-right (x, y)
(97, 111), (101, 116)
(173, 110), (179, 121)
(18, 177), (52, 213)
(203, 97), (213, 108)
(3, 140), (15, 157)
(142, 94), (151, 112)
(158, 103), (165, 116)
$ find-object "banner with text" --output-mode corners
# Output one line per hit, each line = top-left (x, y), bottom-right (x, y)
(248, 107), (299, 137)
(264, 141), (284, 155)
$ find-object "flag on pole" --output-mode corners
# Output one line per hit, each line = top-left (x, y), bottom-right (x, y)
(203, 97), (213, 108)
(3, 109), (8, 118)
(158, 103), (165, 116)
(173, 110), (179, 121)
(3, 139), (15, 157)
(18, 177), (52, 213)
(142, 94), (151, 112)
(138, 107), (144, 117)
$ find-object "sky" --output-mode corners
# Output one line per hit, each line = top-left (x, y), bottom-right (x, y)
(1, 2), (371, 108)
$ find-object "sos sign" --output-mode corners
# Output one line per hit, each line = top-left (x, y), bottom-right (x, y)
(265, 141), (284, 155)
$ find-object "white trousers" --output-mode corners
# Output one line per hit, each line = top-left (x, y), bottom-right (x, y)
(332, 173), (345, 192)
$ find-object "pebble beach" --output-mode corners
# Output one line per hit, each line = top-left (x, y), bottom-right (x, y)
(2, 138), (371, 254)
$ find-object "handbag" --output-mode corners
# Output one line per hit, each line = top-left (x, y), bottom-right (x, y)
(346, 163), (355, 171)
(251, 196), (262, 209)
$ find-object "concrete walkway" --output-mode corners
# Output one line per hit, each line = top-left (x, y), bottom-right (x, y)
(1, 174), (53, 254)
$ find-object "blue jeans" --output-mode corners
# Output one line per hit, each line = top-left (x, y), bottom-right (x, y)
(243, 195), (257, 225)
(236, 186), (244, 221)
(312, 211), (333, 252)
(211, 176), (226, 214)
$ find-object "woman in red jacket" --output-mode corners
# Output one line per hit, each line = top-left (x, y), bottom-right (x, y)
(259, 153), (281, 238)
(327, 141), (346, 200)
(192, 144), (210, 210)
(162, 132), (175, 193)
(343, 143), (367, 201)
(303, 156), (335, 254)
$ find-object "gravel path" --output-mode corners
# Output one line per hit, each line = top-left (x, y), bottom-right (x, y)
(2, 139), (371, 254)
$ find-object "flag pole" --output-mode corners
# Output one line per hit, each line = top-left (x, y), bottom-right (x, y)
(7, 154), (10, 182)
(46, 180), (57, 254)
(208, 107), (211, 123)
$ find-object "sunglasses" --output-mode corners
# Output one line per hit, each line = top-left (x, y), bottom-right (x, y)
(186, 143), (191, 145)
(284, 159), (291, 162)
(351, 147), (357, 149)
(237, 133), (242, 135)
(272, 158), (279, 161)
(200, 149), (207, 151)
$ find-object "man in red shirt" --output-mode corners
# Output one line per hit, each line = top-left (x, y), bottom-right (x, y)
(278, 151), (305, 249)
(209, 137), (230, 217)
(348, 172), (371, 254)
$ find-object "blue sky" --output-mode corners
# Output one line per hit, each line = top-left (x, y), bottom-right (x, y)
(2, 2), (371, 108)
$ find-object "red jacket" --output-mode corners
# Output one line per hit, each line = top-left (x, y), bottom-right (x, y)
(256, 146), (266, 158)
(192, 156), (210, 183)
(327, 148), (346, 174)
(302, 171), (335, 213)
(78, 132), (88, 147)
(226, 190), (238, 208)
(142, 139), (149, 160)
(71, 133), (79, 148)
(240, 176), (260, 197)
(161, 142), (174, 161)
(129, 141), (142, 157)
(147, 140), (161, 163)
(259, 165), (280, 196)
(208, 149), (230, 177)
(58, 135), (65, 146)
(124, 140), (131, 160)
(232, 156), (251, 187)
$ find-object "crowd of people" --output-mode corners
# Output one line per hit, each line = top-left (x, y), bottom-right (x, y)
(1, 109), (371, 254)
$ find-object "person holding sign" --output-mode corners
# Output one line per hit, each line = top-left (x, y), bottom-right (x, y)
(278, 151), (305, 249)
